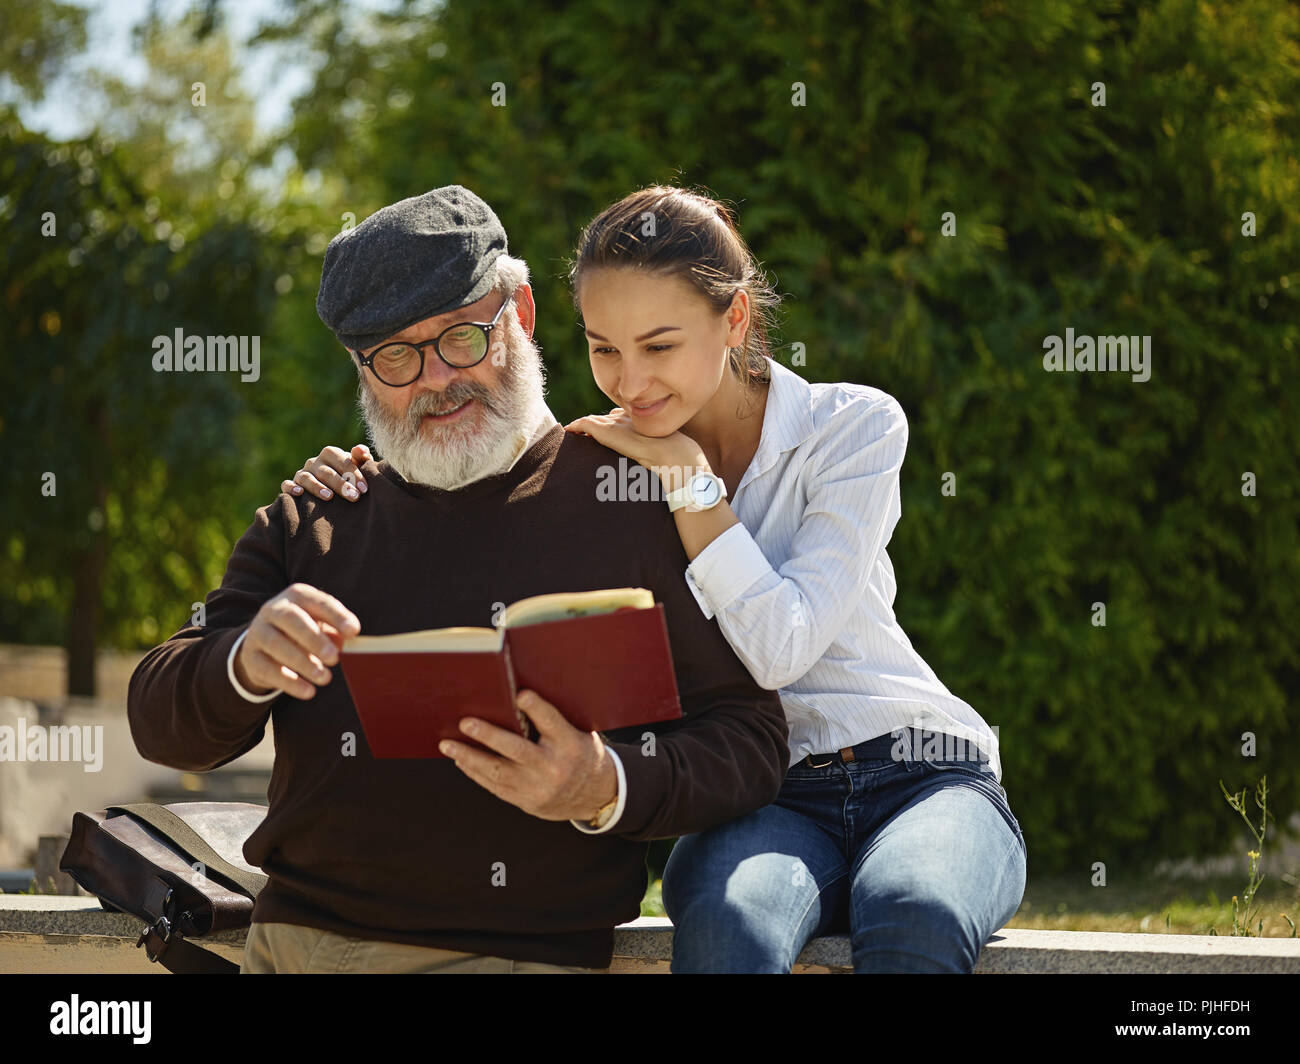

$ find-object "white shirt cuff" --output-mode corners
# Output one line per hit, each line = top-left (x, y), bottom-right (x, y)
(570, 744), (627, 835)
(227, 629), (280, 703)
(684, 522), (771, 619)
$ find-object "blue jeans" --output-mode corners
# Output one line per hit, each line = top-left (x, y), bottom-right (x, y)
(662, 735), (1027, 973)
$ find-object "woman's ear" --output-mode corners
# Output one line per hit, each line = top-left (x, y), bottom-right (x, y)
(725, 289), (751, 347)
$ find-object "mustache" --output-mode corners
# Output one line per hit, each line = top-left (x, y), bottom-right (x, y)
(403, 378), (499, 428)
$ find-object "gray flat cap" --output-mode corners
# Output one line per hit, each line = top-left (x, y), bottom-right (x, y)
(316, 185), (507, 351)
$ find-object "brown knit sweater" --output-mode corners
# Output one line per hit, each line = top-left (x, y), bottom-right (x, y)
(127, 425), (788, 967)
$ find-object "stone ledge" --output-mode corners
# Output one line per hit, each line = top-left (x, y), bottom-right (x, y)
(3, 897), (1299, 973)
(0, 895), (249, 944)
(616, 917), (1300, 973)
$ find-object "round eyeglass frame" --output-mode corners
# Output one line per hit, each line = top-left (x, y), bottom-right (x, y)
(354, 286), (518, 386)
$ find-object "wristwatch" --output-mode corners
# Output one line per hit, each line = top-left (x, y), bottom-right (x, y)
(665, 472), (728, 513)
(588, 794), (619, 830)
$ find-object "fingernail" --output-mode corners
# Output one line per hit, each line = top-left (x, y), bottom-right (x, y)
(320, 488), (332, 499)
(291, 485), (303, 494)
(344, 486), (357, 499)
(519, 691), (534, 707)
(357, 480), (367, 493)
(439, 741), (453, 756)
(462, 720), (478, 735)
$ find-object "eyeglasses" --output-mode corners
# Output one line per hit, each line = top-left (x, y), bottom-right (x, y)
(354, 287), (517, 386)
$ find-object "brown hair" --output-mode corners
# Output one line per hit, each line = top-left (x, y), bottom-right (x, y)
(568, 186), (780, 389)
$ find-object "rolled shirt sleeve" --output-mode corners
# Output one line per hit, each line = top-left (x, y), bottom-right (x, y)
(683, 522), (771, 620)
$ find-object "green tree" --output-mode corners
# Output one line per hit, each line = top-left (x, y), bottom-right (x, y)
(0, 111), (282, 694)
(0, 0), (86, 104)
(0, 5), (293, 694)
(0, 4), (367, 695)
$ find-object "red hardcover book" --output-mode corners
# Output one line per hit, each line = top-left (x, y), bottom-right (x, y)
(339, 588), (682, 758)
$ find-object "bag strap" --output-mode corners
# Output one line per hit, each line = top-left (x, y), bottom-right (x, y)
(132, 874), (244, 974)
(108, 803), (268, 897)
(108, 803), (267, 975)
(163, 937), (240, 974)
(139, 920), (242, 974)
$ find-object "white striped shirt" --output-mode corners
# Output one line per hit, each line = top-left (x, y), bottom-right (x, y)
(682, 356), (1003, 780)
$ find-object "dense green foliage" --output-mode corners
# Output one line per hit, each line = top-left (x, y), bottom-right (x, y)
(0, 115), (283, 665)
(3, 0), (1297, 873)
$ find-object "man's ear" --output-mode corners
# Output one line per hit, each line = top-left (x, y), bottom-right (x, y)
(513, 282), (537, 337)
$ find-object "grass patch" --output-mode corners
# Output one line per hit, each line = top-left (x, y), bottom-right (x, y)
(640, 877), (664, 918)
(1003, 870), (1298, 936)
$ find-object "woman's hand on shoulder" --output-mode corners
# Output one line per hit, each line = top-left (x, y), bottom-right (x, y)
(564, 408), (704, 476)
(282, 444), (372, 502)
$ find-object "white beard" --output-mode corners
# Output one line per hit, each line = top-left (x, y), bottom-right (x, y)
(358, 314), (549, 491)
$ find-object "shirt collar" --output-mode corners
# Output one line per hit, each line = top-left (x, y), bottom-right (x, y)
(741, 356), (816, 489)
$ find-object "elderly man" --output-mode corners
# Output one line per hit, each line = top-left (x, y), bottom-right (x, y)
(127, 185), (788, 973)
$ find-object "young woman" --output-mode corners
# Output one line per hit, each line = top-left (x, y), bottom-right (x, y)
(282, 185), (1026, 973)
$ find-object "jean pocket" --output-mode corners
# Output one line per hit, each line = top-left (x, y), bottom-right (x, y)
(920, 758), (1023, 846)
(921, 755), (1001, 786)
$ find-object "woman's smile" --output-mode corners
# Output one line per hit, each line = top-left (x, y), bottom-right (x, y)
(627, 396), (671, 417)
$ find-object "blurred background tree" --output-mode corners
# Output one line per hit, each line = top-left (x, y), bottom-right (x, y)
(0, 0), (87, 103)
(2, 0), (1296, 873)
(1, 4), (286, 692)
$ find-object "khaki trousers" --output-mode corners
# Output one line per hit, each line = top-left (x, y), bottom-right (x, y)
(240, 921), (608, 974)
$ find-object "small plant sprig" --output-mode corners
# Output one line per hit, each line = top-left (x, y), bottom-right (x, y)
(1218, 776), (1275, 937)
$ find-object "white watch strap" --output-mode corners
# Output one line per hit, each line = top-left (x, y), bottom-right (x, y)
(665, 483), (696, 512)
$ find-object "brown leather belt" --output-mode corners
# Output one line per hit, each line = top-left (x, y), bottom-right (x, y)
(801, 731), (907, 769)
(804, 746), (856, 768)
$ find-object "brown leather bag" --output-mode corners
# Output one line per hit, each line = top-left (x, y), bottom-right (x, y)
(60, 802), (267, 974)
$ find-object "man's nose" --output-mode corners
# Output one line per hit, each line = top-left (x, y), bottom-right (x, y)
(415, 347), (463, 392)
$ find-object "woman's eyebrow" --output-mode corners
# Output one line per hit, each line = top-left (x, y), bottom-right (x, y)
(584, 325), (683, 342)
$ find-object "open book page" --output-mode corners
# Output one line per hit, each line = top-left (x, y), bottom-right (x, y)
(499, 587), (654, 628)
(343, 627), (504, 653)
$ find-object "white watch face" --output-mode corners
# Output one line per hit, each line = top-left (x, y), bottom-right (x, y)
(690, 474), (722, 508)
